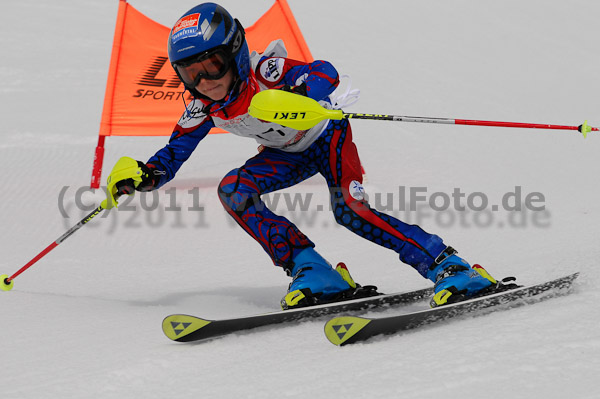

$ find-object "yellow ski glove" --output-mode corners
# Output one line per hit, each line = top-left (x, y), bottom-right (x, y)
(101, 156), (148, 209)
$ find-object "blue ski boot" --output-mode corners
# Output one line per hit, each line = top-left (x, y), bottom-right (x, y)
(281, 248), (355, 309)
(427, 247), (497, 307)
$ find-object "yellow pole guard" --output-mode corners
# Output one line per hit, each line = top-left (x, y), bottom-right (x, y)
(248, 90), (344, 130)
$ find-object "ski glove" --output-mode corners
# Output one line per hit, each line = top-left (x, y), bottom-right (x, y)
(281, 82), (308, 97)
(115, 161), (155, 195)
(102, 157), (156, 209)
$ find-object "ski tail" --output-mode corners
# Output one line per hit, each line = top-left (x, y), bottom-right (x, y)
(324, 316), (372, 346)
(162, 315), (212, 341)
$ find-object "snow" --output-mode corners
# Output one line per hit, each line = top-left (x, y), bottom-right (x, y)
(1, 0), (599, 398)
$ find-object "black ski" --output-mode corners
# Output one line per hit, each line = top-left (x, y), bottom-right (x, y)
(324, 272), (579, 346)
(162, 286), (433, 343)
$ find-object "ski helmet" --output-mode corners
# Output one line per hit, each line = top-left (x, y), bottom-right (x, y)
(168, 3), (250, 100)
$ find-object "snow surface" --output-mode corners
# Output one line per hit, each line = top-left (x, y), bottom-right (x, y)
(1, 0), (599, 398)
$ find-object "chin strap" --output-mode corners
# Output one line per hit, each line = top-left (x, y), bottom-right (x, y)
(180, 88), (193, 118)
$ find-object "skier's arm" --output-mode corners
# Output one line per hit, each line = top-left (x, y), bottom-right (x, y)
(143, 111), (214, 189)
(256, 57), (340, 102)
(103, 110), (212, 207)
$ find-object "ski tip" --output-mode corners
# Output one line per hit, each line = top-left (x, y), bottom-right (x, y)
(1, 275), (14, 292)
(324, 316), (371, 346)
(162, 315), (211, 341)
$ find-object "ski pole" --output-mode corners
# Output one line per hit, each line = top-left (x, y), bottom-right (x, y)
(1, 199), (114, 292)
(248, 90), (598, 137)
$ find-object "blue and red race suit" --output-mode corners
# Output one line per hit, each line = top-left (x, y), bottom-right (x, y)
(145, 55), (447, 277)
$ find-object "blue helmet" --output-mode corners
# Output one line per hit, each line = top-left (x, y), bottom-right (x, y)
(168, 3), (250, 100)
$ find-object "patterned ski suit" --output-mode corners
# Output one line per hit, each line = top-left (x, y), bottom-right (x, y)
(146, 54), (447, 277)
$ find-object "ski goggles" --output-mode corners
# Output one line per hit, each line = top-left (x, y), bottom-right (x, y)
(173, 49), (231, 87)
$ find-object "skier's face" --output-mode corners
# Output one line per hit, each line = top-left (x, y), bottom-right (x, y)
(174, 50), (234, 101)
(195, 68), (234, 101)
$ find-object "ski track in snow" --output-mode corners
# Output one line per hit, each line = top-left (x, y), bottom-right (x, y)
(1, 1), (599, 398)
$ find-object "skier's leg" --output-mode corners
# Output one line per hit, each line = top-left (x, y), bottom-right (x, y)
(218, 149), (313, 266)
(217, 148), (352, 306)
(316, 119), (495, 305)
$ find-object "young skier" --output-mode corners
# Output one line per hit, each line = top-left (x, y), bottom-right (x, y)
(105, 2), (499, 309)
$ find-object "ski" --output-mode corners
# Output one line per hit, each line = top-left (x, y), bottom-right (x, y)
(324, 272), (579, 346)
(162, 286), (433, 343)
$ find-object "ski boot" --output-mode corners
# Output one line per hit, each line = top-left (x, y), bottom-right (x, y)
(281, 248), (377, 309)
(427, 247), (498, 307)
